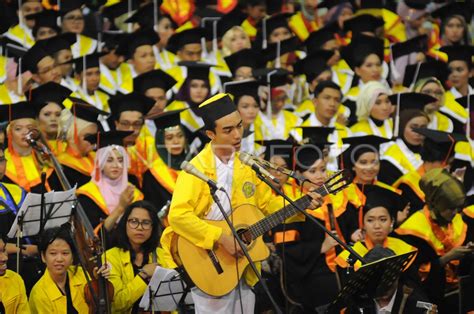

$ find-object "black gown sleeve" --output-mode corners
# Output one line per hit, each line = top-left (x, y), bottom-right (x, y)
(398, 183), (425, 216)
(77, 194), (107, 230)
(141, 171), (172, 210)
(62, 165), (91, 188)
(378, 160), (404, 185)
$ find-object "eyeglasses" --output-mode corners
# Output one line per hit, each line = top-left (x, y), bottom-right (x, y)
(127, 218), (153, 230)
(118, 120), (144, 130)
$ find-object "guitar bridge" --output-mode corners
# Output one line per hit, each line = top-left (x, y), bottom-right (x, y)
(207, 250), (223, 274)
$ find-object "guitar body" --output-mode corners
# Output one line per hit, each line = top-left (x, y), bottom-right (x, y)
(174, 204), (270, 297)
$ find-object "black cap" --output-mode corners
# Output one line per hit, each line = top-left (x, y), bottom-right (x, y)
(115, 28), (160, 59)
(413, 128), (461, 162)
(59, 0), (84, 16)
(36, 33), (76, 55)
(343, 14), (384, 35)
(440, 45), (474, 65)
(341, 34), (384, 70)
(260, 13), (291, 39)
(224, 48), (259, 76)
(166, 27), (208, 54)
(431, 2), (472, 23)
(261, 36), (301, 63)
(109, 92), (155, 120)
(216, 9), (246, 38)
(21, 44), (50, 74)
(295, 126), (335, 144)
(102, 0), (140, 27)
(84, 130), (133, 148)
(362, 185), (407, 218)
(30, 82), (72, 111)
(133, 69), (177, 94)
(267, 69), (292, 88)
(391, 34), (428, 60)
(402, 60), (449, 88)
(0, 102), (36, 122)
(152, 109), (185, 129)
(179, 61), (213, 81)
(341, 135), (390, 168)
(318, 0), (351, 9)
(26, 10), (61, 35)
(261, 139), (295, 165)
(4, 43), (28, 62)
(69, 98), (109, 123)
(71, 52), (105, 73)
(224, 79), (262, 102)
(293, 143), (329, 172)
(100, 31), (128, 51)
(304, 22), (340, 55)
(394, 92), (437, 112)
(198, 93), (237, 127)
(124, 1), (163, 28)
(293, 50), (334, 83)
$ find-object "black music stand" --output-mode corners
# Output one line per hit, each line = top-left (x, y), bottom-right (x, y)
(140, 266), (194, 312)
(326, 251), (417, 313)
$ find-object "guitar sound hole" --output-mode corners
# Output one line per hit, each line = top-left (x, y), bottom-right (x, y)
(237, 228), (252, 245)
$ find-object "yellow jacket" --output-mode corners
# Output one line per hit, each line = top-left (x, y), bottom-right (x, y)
(0, 84), (27, 105)
(106, 247), (166, 314)
(29, 267), (89, 314)
(0, 56), (7, 84)
(350, 118), (394, 139)
(254, 110), (302, 141)
(4, 24), (35, 48)
(0, 270), (30, 314)
(71, 34), (98, 58)
(442, 91), (468, 124)
(164, 143), (274, 286)
(288, 11), (319, 42)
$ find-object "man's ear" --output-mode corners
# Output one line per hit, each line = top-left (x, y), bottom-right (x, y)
(205, 129), (215, 141)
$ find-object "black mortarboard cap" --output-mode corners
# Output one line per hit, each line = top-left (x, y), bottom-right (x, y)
(100, 31), (127, 51)
(415, 128), (461, 162)
(362, 185), (406, 218)
(402, 60), (449, 88)
(4, 43), (28, 62)
(431, 2), (472, 23)
(261, 139), (294, 165)
(198, 93), (237, 127)
(152, 109), (185, 129)
(26, 10), (60, 35)
(260, 13), (291, 38)
(216, 9), (247, 38)
(224, 48), (259, 76)
(395, 92), (437, 111)
(318, 0), (351, 9)
(59, 0), (84, 16)
(293, 142), (331, 172)
(69, 98), (109, 122)
(109, 92), (155, 119)
(304, 22), (340, 55)
(30, 82), (72, 111)
(341, 135), (390, 168)
(124, 1), (163, 28)
(262, 36), (300, 63)
(166, 27), (208, 54)
(293, 50), (333, 83)
(267, 69), (292, 88)
(343, 14), (384, 35)
(115, 28), (160, 59)
(296, 126), (335, 144)
(391, 34), (428, 60)
(71, 52), (105, 73)
(179, 61), (213, 81)
(0, 102), (37, 122)
(102, 0), (140, 26)
(404, 0), (429, 10)
(36, 33), (76, 55)
(133, 69), (177, 94)
(224, 79), (262, 102)
(84, 130), (133, 148)
(341, 34), (384, 70)
(21, 44), (50, 74)
(440, 45), (474, 65)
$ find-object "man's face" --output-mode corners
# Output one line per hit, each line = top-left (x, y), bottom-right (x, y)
(206, 111), (243, 155)
(177, 43), (202, 62)
(21, 1), (42, 29)
(115, 111), (144, 145)
(34, 56), (61, 84)
(314, 87), (341, 122)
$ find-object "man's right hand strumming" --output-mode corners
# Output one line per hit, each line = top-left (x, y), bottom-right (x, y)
(218, 233), (244, 258)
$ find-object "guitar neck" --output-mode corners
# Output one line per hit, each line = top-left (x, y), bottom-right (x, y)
(249, 184), (329, 239)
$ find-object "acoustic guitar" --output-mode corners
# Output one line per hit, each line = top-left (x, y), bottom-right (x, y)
(171, 170), (351, 297)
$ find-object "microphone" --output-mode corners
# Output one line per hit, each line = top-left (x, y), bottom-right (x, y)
(239, 152), (280, 184)
(25, 129), (48, 155)
(180, 161), (225, 192)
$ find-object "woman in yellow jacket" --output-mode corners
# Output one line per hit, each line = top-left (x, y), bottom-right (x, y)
(29, 226), (109, 314)
(106, 200), (166, 314)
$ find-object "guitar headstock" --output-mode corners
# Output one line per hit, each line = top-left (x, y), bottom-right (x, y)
(323, 169), (352, 196)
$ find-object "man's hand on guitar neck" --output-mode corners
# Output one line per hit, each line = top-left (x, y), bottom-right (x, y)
(217, 233), (244, 258)
(307, 190), (324, 209)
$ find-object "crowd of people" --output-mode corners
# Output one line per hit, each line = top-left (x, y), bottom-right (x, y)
(0, 0), (474, 313)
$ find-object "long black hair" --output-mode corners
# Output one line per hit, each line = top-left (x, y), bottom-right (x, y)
(114, 200), (161, 259)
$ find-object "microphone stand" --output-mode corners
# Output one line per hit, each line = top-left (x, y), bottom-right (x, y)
(207, 183), (283, 314)
(252, 170), (366, 265)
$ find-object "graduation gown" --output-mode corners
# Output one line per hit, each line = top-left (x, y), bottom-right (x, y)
(394, 167), (427, 215)
(379, 139), (423, 185)
(57, 147), (95, 188)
